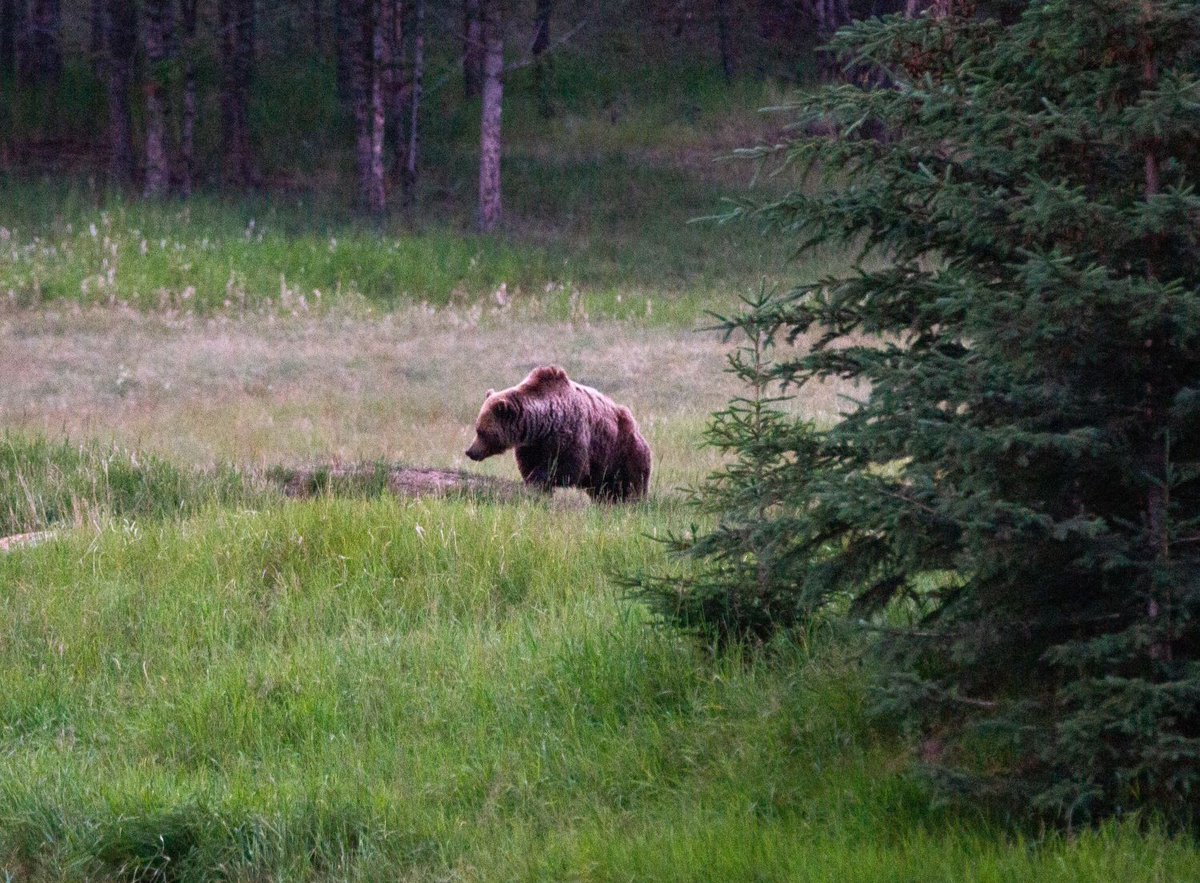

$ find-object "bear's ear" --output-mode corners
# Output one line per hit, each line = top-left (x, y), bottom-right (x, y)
(491, 396), (520, 419)
(485, 388), (495, 399)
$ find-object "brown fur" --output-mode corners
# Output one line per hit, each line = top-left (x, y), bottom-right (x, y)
(465, 365), (652, 502)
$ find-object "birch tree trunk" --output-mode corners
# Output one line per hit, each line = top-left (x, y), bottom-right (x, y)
(143, 0), (172, 197)
(106, 0), (136, 185)
(463, 0), (482, 99)
(180, 0), (199, 196)
(477, 0), (503, 232)
(351, 0), (385, 213)
(905, 0), (962, 19)
(370, 0), (387, 213)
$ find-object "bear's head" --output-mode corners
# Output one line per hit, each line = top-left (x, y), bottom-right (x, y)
(465, 390), (521, 461)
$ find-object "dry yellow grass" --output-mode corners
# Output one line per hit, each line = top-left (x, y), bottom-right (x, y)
(0, 304), (858, 492)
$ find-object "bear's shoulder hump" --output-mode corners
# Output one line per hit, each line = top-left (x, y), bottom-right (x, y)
(522, 365), (571, 392)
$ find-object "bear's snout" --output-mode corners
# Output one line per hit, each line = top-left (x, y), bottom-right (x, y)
(465, 438), (490, 461)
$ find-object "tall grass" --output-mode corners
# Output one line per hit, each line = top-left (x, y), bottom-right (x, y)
(0, 497), (1196, 880)
(0, 189), (558, 312)
(0, 434), (263, 535)
(0, 162), (808, 322)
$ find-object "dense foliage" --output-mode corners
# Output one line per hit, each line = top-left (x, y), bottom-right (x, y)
(637, 0), (1200, 823)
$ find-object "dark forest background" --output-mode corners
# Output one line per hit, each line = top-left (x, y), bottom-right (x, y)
(0, 1), (918, 229)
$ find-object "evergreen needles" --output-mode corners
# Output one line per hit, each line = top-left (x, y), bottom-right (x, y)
(634, 0), (1200, 824)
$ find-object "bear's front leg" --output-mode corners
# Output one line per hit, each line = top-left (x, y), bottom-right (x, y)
(516, 443), (584, 493)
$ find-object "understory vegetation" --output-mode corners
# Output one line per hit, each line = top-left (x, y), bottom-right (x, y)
(0, 53), (805, 323)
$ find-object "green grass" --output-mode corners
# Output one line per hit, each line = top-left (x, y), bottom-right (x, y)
(0, 186), (562, 312)
(0, 434), (265, 536)
(0, 161), (800, 323)
(1, 486), (1197, 880)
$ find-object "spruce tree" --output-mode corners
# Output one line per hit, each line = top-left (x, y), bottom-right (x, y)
(637, 0), (1200, 822)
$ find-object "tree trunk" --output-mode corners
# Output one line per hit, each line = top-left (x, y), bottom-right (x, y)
(819, 0), (852, 81)
(402, 0), (423, 203)
(351, 0), (385, 213)
(387, 0), (407, 176)
(219, 0), (256, 188)
(350, 0), (369, 201)
(18, 0), (61, 85)
(1139, 0), (1171, 662)
(311, 0), (321, 51)
(180, 0), (198, 195)
(905, 0), (961, 18)
(463, 0), (482, 99)
(106, 0), (137, 185)
(806, 0), (853, 82)
(335, 0), (351, 101)
(89, 0), (104, 72)
(0, 0), (17, 80)
(716, 0), (734, 82)
(370, 0), (387, 212)
(143, 0), (172, 197)
(379, 0), (393, 138)
(531, 0), (552, 118)
(477, 0), (502, 232)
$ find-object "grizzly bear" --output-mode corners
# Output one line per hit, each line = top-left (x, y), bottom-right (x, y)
(465, 366), (652, 502)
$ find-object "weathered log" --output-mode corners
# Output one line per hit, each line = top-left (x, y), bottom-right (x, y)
(275, 463), (535, 502)
(0, 530), (58, 552)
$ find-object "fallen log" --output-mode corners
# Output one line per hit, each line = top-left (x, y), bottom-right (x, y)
(273, 463), (535, 502)
(0, 530), (59, 553)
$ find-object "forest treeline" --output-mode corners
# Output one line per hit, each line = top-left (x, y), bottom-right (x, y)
(0, 0), (947, 228)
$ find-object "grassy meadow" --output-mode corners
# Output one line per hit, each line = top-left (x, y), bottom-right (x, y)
(2, 53), (1199, 882)
(4, 494), (1198, 881)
